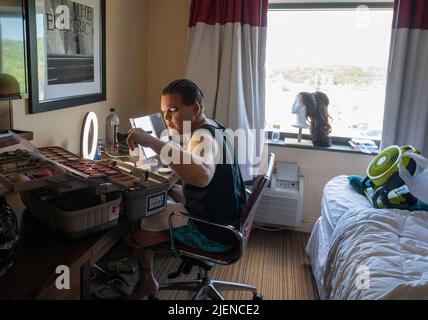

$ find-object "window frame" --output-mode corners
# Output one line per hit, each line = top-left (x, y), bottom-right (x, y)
(266, 1), (394, 146)
(269, 2), (393, 11)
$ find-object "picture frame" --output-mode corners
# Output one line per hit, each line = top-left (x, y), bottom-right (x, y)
(26, 0), (106, 114)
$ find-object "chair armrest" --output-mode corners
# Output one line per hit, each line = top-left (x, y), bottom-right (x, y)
(168, 211), (243, 254)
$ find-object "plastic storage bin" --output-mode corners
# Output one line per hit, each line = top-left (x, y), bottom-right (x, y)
(21, 189), (122, 240)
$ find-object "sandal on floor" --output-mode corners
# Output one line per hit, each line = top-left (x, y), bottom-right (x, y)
(107, 258), (137, 275)
(93, 278), (135, 300)
(96, 258), (138, 286)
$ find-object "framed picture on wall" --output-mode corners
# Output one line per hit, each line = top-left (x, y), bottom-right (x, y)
(26, 0), (106, 114)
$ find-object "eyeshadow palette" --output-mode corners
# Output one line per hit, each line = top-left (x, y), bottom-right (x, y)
(38, 147), (121, 178)
(0, 149), (67, 192)
(95, 159), (144, 189)
(38, 147), (81, 164)
(108, 173), (142, 189)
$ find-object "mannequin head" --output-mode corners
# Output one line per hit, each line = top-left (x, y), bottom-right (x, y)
(291, 94), (309, 129)
(298, 91), (332, 147)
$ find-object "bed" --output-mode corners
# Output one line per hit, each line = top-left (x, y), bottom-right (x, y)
(306, 175), (428, 300)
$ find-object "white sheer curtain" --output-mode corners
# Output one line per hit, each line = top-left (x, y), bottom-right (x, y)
(382, 0), (428, 156)
(184, 0), (268, 180)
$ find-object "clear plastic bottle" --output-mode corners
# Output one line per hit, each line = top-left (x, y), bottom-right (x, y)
(271, 118), (281, 142)
(105, 108), (120, 153)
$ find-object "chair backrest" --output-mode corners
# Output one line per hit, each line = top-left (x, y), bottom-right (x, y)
(240, 153), (275, 244)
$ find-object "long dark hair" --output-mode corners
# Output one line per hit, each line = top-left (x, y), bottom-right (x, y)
(300, 91), (332, 147)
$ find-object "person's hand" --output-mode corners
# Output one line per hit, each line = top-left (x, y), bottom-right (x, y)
(126, 128), (153, 151)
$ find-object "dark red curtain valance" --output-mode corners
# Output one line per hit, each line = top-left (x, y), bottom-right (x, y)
(393, 0), (428, 30)
(189, 0), (268, 27)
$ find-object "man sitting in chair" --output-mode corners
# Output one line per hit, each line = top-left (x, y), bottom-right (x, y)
(126, 79), (247, 299)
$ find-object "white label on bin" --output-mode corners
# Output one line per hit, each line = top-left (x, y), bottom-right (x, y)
(108, 204), (120, 221)
(146, 191), (167, 216)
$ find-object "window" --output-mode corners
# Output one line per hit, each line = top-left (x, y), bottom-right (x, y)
(0, 0), (27, 98)
(266, 3), (393, 141)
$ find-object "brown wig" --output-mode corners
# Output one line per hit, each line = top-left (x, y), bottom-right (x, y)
(299, 91), (332, 147)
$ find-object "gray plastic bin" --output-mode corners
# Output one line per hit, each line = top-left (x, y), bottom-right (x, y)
(21, 189), (122, 240)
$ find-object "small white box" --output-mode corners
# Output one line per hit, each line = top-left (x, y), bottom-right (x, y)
(276, 163), (299, 182)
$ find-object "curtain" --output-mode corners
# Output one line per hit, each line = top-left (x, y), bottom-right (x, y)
(382, 0), (428, 155)
(184, 0), (268, 180)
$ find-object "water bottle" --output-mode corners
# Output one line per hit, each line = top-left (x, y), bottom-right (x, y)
(95, 138), (105, 160)
(271, 119), (281, 142)
(106, 108), (120, 153)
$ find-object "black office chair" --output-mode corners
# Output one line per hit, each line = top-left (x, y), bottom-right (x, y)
(157, 153), (275, 300)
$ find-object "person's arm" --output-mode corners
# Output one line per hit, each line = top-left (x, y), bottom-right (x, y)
(127, 129), (217, 188)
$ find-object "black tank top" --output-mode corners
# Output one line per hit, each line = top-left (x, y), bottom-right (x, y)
(183, 121), (246, 245)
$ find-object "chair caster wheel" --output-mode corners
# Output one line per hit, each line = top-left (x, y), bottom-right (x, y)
(252, 293), (263, 300)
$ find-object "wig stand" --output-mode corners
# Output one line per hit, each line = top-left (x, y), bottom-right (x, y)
(297, 128), (302, 143)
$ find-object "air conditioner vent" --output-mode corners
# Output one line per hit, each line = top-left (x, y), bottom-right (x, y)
(249, 173), (304, 228)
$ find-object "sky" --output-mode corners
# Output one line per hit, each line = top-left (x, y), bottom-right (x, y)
(0, 18), (25, 41)
(267, 9), (393, 69)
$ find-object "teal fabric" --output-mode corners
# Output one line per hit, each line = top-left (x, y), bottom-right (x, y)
(348, 175), (366, 195)
(412, 200), (428, 212)
(172, 220), (234, 253)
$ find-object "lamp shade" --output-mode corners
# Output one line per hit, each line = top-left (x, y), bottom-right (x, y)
(0, 73), (20, 100)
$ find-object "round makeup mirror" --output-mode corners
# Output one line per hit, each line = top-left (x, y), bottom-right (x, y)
(81, 112), (99, 160)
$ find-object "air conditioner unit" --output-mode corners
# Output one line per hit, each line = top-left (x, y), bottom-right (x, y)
(251, 163), (304, 227)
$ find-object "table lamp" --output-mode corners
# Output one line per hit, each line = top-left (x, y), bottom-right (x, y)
(0, 73), (21, 133)
(0, 73), (20, 100)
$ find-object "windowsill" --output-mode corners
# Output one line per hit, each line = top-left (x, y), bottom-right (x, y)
(268, 138), (379, 156)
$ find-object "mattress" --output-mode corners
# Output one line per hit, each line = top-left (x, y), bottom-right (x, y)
(321, 175), (372, 241)
(307, 175), (428, 300)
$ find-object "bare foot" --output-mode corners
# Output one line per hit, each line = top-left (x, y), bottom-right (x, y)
(128, 271), (159, 300)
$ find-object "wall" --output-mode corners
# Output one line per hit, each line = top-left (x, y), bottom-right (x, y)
(145, 0), (191, 114)
(10, 0), (148, 154)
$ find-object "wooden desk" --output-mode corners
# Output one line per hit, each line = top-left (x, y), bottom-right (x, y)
(0, 192), (131, 300)
(0, 156), (178, 300)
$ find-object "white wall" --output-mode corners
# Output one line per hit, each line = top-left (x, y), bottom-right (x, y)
(145, 0), (191, 115)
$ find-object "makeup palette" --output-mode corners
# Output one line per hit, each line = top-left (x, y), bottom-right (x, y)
(38, 147), (121, 178)
(108, 173), (141, 189)
(0, 145), (172, 225)
(95, 158), (145, 189)
(0, 149), (66, 192)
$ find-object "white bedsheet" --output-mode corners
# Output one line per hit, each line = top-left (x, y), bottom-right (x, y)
(307, 175), (428, 300)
